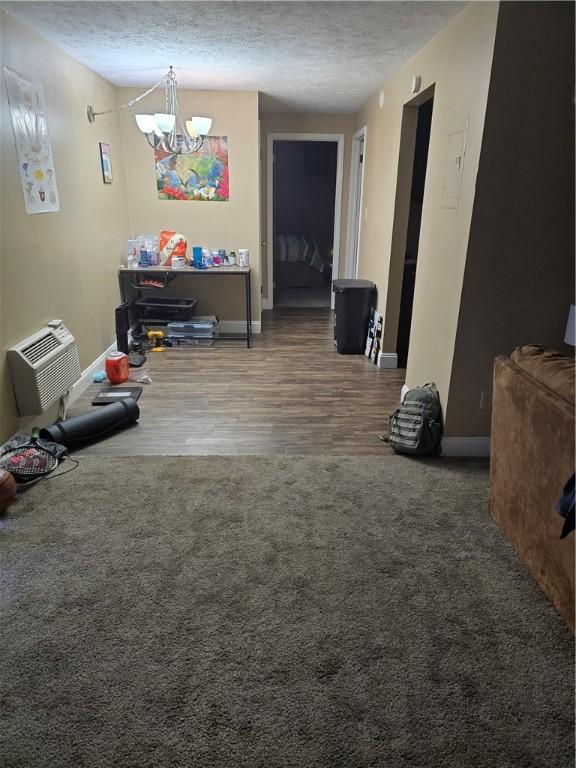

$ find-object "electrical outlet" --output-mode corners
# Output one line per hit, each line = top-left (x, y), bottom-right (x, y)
(479, 390), (491, 411)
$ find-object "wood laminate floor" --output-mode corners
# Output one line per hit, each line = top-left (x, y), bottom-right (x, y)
(71, 309), (405, 455)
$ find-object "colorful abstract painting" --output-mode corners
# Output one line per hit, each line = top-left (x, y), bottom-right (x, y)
(155, 136), (229, 202)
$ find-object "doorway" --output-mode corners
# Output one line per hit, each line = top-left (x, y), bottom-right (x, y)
(346, 127), (367, 278)
(396, 96), (434, 368)
(266, 133), (344, 310)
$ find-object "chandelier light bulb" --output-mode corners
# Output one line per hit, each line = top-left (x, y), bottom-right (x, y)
(135, 114), (156, 134)
(186, 117), (212, 138)
(154, 113), (176, 134)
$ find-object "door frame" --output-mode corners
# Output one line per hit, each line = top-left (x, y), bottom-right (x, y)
(384, 84), (435, 369)
(265, 132), (345, 310)
(345, 126), (367, 279)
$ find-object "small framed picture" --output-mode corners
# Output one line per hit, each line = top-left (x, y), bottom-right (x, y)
(99, 142), (113, 183)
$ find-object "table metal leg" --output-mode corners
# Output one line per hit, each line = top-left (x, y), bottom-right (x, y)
(245, 271), (252, 348)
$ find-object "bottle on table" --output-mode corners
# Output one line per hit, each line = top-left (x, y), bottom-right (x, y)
(126, 238), (138, 269)
(139, 243), (149, 268)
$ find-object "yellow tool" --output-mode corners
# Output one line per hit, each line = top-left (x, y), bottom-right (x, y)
(147, 330), (166, 352)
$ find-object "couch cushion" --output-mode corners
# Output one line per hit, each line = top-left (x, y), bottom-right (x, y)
(511, 345), (575, 405)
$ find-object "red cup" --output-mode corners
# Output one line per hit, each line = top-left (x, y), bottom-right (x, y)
(105, 352), (129, 384)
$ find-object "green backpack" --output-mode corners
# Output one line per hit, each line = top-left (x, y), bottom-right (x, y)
(386, 383), (443, 456)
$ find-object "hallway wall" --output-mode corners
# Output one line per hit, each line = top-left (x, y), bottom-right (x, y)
(353, 1), (574, 440)
(446, 0), (575, 436)
(0, 11), (128, 440)
(354, 2), (499, 412)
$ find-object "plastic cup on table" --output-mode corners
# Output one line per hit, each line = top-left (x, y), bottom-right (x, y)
(192, 246), (203, 268)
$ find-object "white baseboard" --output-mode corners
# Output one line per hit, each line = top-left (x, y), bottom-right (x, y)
(442, 437), (491, 457)
(220, 320), (261, 335)
(261, 299), (272, 311)
(377, 352), (398, 369)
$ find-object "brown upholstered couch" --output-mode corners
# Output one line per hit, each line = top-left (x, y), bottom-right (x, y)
(490, 345), (575, 631)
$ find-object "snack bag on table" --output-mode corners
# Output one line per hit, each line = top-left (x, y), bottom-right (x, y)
(159, 231), (188, 266)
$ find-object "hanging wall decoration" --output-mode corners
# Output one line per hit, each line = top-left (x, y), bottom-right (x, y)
(99, 142), (113, 183)
(3, 67), (60, 214)
(155, 136), (229, 202)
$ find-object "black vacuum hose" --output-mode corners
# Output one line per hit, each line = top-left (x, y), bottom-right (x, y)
(40, 399), (139, 449)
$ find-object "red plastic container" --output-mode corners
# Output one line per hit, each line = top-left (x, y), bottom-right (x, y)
(105, 352), (129, 384)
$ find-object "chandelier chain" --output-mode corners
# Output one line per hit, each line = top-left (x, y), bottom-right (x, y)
(91, 75), (167, 119)
(88, 66), (207, 154)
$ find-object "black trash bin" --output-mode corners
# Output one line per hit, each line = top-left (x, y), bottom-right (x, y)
(332, 279), (376, 354)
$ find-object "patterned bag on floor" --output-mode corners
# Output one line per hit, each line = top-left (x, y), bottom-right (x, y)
(386, 383), (443, 456)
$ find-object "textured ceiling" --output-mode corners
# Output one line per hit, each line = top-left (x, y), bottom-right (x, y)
(1, 1), (465, 112)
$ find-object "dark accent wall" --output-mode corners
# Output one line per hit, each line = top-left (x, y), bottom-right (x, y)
(447, 1), (575, 435)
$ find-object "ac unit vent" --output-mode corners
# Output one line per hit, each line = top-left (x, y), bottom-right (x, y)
(22, 333), (60, 365)
(8, 322), (81, 416)
(36, 346), (81, 411)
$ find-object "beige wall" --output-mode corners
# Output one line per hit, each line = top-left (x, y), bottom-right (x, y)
(353, 2), (499, 416)
(118, 88), (260, 320)
(0, 11), (128, 440)
(447, 1), (575, 436)
(259, 112), (355, 302)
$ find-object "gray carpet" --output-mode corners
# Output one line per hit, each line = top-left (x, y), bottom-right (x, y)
(0, 456), (573, 767)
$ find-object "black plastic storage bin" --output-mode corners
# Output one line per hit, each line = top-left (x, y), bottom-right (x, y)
(332, 279), (376, 354)
(135, 296), (197, 324)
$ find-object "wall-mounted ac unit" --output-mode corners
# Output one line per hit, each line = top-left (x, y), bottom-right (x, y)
(7, 320), (81, 416)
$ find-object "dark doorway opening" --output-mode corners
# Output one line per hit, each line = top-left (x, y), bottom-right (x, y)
(273, 140), (337, 308)
(396, 97), (434, 367)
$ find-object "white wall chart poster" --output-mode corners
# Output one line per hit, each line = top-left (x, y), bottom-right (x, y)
(3, 67), (60, 214)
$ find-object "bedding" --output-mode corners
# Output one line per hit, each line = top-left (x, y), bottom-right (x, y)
(276, 234), (327, 272)
(275, 234), (331, 290)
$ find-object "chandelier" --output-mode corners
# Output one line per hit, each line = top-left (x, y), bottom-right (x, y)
(87, 67), (212, 154)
